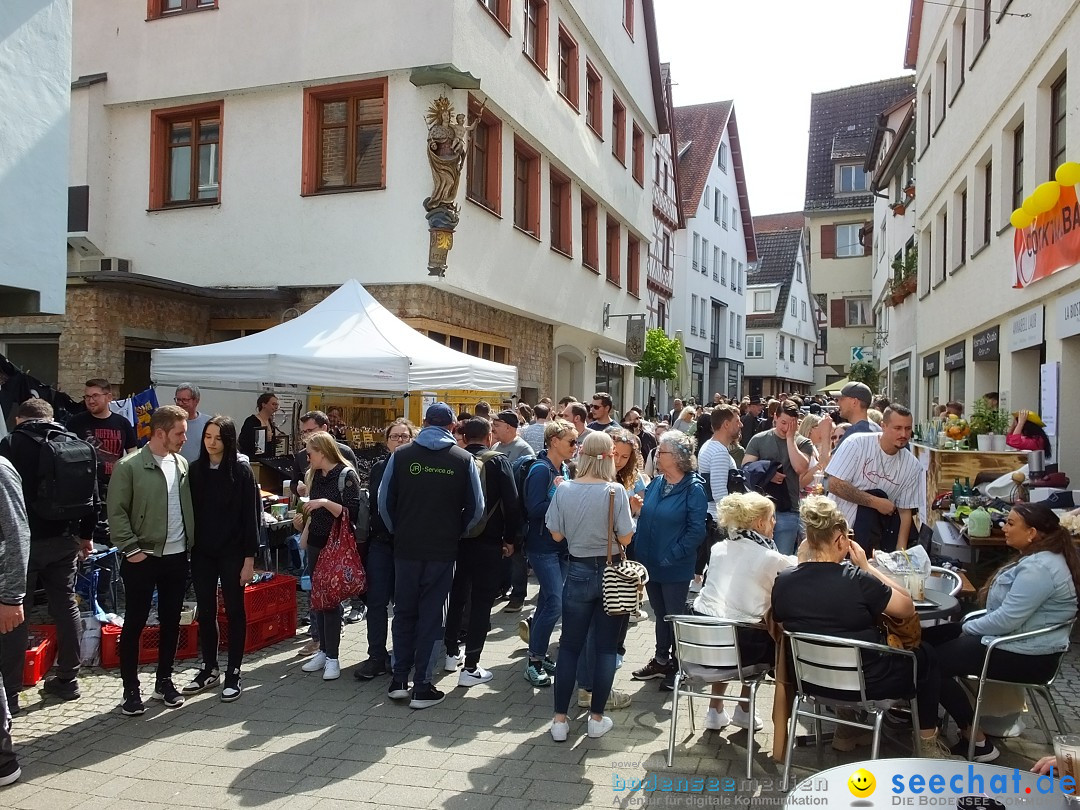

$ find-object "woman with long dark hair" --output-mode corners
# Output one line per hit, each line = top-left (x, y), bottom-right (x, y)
(183, 416), (259, 702)
(1006, 411), (1053, 458)
(238, 393), (283, 457)
(923, 502), (1079, 761)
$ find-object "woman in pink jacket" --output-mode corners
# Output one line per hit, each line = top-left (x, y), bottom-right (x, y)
(1006, 411), (1052, 457)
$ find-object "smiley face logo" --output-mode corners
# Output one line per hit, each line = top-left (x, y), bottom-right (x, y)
(847, 768), (876, 798)
(409, 462), (422, 475)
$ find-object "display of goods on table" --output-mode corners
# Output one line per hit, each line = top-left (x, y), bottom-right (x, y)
(100, 621), (200, 668)
(24, 625), (57, 687)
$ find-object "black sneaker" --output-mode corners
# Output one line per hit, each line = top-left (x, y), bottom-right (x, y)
(344, 605), (367, 624)
(220, 670), (242, 703)
(950, 736), (1000, 762)
(121, 689), (146, 716)
(409, 684), (445, 709)
(42, 677), (80, 701)
(387, 679), (411, 700)
(0, 759), (20, 787)
(632, 658), (674, 681)
(181, 668), (220, 695)
(6, 693), (20, 717)
(151, 679), (186, 709)
(659, 674), (676, 692)
(354, 657), (389, 681)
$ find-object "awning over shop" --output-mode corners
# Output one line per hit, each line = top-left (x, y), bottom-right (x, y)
(597, 349), (637, 368)
(817, 376), (851, 394)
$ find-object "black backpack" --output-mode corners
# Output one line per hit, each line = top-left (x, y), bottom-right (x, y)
(16, 424), (97, 522)
(463, 449), (504, 539)
(511, 455), (544, 538)
(336, 466), (370, 542)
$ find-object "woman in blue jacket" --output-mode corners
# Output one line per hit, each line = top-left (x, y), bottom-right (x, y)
(924, 501), (1080, 762)
(630, 430), (708, 691)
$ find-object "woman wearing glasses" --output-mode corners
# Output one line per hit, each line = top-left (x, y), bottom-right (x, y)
(353, 419), (416, 681)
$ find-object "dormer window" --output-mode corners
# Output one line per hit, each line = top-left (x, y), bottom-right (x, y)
(837, 163), (869, 193)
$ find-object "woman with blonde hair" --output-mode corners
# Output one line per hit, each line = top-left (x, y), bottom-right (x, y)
(771, 496), (951, 758)
(796, 412), (835, 491)
(545, 431), (635, 741)
(693, 492), (796, 730)
(299, 432), (362, 682)
(672, 406), (697, 434)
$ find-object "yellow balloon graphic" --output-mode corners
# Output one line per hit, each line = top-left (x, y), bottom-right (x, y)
(848, 768), (877, 798)
(1055, 162), (1080, 187)
(1011, 208), (1035, 229)
(1032, 181), (1062, 213)
(1022, 195), (1042, 217)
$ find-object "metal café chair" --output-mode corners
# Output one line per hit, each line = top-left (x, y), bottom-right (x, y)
(665, 615), (772, 779)
(926, 566), (963, 597)
(957, 609), (1075, 761)
(782, 631), (921, 790)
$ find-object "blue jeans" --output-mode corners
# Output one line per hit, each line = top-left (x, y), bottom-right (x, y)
(527, 550), (568, 661)
(391, 558), (455, 688)
(644, 579), (691, 663)
(364, 539), (395, 662)
(554, 559), (627, 715)
(773, 510), (803, 556)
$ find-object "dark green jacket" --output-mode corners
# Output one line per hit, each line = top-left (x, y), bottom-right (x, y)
(107, 445), (194, 558)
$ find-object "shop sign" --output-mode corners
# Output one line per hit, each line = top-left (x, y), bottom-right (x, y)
(1010, 306), (1044, 351)
(1013, 185), (1080, 288)
(972, 325), (1000, 361)
(922, 352), (939, 377)
(943, 341), (965, 371)
(1057, 286), (1080, 339)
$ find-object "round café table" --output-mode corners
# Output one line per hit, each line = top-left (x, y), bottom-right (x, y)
(785, 758), (1076, 807)
(914, 588), (961, 621)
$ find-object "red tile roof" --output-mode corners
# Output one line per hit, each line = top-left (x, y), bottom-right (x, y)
(752, 212), (805, 233)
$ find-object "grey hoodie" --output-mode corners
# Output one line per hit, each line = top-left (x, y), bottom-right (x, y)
(0, 457), (30, 606)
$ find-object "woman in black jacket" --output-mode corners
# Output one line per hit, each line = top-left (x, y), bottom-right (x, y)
(299, 432), (361, 682)
(184, 415), (259, 702)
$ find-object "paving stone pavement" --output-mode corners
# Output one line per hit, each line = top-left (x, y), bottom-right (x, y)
(5, 583), (1078, 809)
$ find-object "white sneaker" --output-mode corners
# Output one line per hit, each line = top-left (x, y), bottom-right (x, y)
(444, 654), (461, 672)
(587, 715), (614, 738)
(705, 708), (730, 730)
(628, 609), (646, 624)
(322, 659), (341, 680)
(550, 720), (569, 742)
(732, 706), (763, 731)
(301, 651), (327, 672)
(458, 667), (493, 687)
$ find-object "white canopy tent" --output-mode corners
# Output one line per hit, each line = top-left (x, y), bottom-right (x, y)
(151, 280), (518, 392)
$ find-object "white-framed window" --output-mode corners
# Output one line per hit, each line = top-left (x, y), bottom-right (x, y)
(846, 296), (872, 326)
(722, 195), (729, 228)
(736, 315), (742, 348)
(837, 163), (869, 193)
(717, 141), (728, 171)
(692, 232), (700, 270)
(730, 257), (738, 290)
(753, 290), (771, 312)
(713, 246), (720, 281)
(701, 238), (709, 275)
(796, 261), (802, 281)
(801, 300), (807, 321)
(745, 334), (763, 358)
(731, 206), (738, 231)
(729, 312), (736, 347)
(789, 339), (795, 362)
(701, 299), (708, 338)
(714, 189), (721, 223)
(790, 296), (797, 317)
(778, 335), (785, 359)
(720, 251), (728, 284)
(803, 341), (809, 365)
(704, 186), (711, 208)
(737, 261), (743, 293)
(691, 293), (698, 334)
(836, 223), (863, 258)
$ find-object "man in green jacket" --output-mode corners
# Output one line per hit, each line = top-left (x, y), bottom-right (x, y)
(107, 404), (194, 716)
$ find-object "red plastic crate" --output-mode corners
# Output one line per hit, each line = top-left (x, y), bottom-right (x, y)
(23, 625), (57, 687)
(100, 621), (201, 669)
(218, 608), (297, 654)
(219, 574), (297, 624)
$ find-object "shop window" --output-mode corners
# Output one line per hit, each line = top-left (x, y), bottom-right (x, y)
(0, 337), (59, 388)
(302, 79), (386, 196)
(149, 101), (222, 208)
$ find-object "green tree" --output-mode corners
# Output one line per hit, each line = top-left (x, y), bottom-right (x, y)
(848, 360), (879, 391)
(636, 328), (681, 417)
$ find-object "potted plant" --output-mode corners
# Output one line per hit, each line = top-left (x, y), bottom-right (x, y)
(904, 179), (916, 199)
(888, 246), (918, 304)
(889, 201), (907, 216)
(989, 408), (1012, 451)
(970, 397), (995, 450)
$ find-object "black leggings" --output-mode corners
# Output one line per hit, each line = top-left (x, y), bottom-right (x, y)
(922, 623), (1062, 731)
(191, 552), (247, 673)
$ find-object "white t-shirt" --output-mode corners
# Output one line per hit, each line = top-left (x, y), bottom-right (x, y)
(697, 438), (733, 519)
(824, 433), (924, 528)
(694, 535), (796, 623)
(153, 452), (188, 555)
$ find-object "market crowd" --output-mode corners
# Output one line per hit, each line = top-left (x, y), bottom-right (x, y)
(0, 379), (1076, 788)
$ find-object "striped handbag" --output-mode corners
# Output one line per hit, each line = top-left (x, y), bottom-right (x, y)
(601, 488), (649, 616)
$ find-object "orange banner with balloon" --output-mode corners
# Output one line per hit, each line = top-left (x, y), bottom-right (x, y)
(1012, 161), (1080, 289)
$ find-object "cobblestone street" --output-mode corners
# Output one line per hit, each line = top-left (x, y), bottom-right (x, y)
(5, 584), (1079, 809)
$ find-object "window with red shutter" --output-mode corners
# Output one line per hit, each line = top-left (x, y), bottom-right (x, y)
(830, 298), (846, 328)
(820, 225), (836, 259)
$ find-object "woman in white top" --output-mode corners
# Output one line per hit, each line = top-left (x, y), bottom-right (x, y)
(693, 492), (797, 731)
(797, 412), (834, 491)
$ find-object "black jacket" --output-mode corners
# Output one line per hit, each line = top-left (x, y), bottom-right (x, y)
(0, 420), (99, 542)
(464, 444), (523, 545)
(740, 412), (767, 448)
(368, 456), (390, 540)
(189, 457), (260, 558)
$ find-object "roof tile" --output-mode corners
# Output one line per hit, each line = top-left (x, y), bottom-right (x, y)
(746, 229), (803, 329)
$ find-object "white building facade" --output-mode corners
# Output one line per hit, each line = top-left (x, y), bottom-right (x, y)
(0, 0), (71, 330)
(5, 0), (666, 408)
(671, 102), (756, 403)
(907, 0), (1080, 468)
(744, 221), (817, 397)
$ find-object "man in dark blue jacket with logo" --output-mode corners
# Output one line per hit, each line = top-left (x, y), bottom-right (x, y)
(378, 402), (483, 709)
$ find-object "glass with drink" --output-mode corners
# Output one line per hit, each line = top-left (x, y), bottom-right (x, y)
(1054, 734), (1080, 801)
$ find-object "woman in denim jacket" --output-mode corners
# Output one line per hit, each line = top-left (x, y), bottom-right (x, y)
(924, 502), (1080, 762)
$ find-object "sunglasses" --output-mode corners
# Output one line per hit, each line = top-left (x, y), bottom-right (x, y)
(562, 436), (578, 446)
